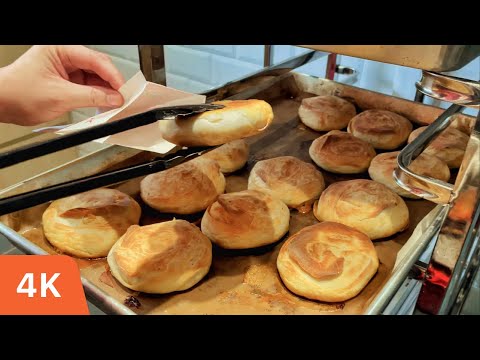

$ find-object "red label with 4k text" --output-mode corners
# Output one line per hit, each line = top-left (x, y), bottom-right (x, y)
(0, 255), (89, 315)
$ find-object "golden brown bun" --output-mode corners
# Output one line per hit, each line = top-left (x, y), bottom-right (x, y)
(42, 188), (141, 258)
(407, 126), (469, 168)
(450, 113), (474, 135)
(314, 179), (409, 240)
(277, 222), (379, 302)
(158, 99), (273, 146)
(200, 139), (250, 173)
(201, 190), (290, 249)
(140, 157), (225, 214)
(298, 95), (356, 131)
(309, 130), (376, 174)
(368, 151), (450, 199)
(248, 156), (325, 208)
(347, 109), (413, 150)
(107, 219), (212, 294)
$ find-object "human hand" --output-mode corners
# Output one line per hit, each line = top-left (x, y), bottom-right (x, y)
(0, 45), (125, 126)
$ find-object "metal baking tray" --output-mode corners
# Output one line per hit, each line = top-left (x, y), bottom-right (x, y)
(299, 45), (480, 72)
(0, 72), (476, 314)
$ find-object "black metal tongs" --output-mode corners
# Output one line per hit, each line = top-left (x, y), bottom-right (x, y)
(0, 104), (224, 216)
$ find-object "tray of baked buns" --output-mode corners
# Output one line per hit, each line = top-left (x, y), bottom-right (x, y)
(0, 71), (476, 315)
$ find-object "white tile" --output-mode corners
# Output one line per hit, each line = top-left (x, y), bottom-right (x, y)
(295, 56), (329, 78)
(88, 45), (139, 62)
(235, 45), (264, 66)
(166, 73), (213, 94)
(391, 66), (421, 100)
(210, 54), (262, 86)
(184, 45), (236, 58)
(165, 45), (212, 84)
(335, 55), (365, 86)
(110, 55), (141, 81)
(272, 45), (295, 64)
(293, 46), (310, 56)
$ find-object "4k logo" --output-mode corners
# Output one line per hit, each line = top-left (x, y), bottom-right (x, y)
(16, 273), (61, 298)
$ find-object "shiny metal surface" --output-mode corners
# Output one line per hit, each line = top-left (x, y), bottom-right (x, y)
(416, 113), (480, 314)
(365, 206), (446, 315)
(299, 45), (480, 72)
(395, 63), (480, 314)
(0, 66), (477, 314)
(394, 104), (462, 205)
(0, 72), (441, 315)
(416, 71), (480, 107)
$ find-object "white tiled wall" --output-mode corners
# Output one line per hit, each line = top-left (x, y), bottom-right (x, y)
(72, 45), (480, 122)
(71, 45), (312, 122)
(164, 45), (312, 93)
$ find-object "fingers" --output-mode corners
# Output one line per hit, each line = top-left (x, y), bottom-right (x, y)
(69, 70), (112, 88)
(60, 81), (125, 110)
(57, 45), (125, 90)
(83, 73), (111, 88)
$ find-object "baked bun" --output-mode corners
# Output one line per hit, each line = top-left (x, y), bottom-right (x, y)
(42, 188), (141, 258)
(347, 109), (413, 150)
(140, 157), (225, 214)
(201, 139), (249, 173)
(248, 156), (325, 208)
(368, 151), (450, 199)
(201, 190), (290, 249)
(407, 126), (469, 168)
(158, 99), (273, 146)
(298, 95), (356, 131)
(277, 222), (379, 302)
(314, 179), (409, 240)
(107, 219), (212, 294)
(309, 130), (376, 174)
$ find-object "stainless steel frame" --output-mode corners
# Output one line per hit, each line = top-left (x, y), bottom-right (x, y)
(1, 45), (479, 315)
(299, 45), (480, 72)
(0, 69), (447, 315)
(394, 72), (480, 314)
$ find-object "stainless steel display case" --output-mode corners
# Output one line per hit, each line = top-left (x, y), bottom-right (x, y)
(1, 45), (479, 315)
(299, 45), (480, 72)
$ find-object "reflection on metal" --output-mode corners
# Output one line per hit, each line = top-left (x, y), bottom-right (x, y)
(395, 66), (480, 314)
(138, 45), (166, 85)
(299, 45), (480, 72)
(394, 103), (461, 205)
(416, 115), (480, 314)
(414, 89), (425, 103)
(416, 71), (480, 107)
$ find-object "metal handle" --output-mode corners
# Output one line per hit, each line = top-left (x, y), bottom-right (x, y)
(394, 103), (463, 205)
(0, 158), (166, 216)
(416, 71), (480, 107)
(0, 104), (222, 169)
(0, 145), (212, 216)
